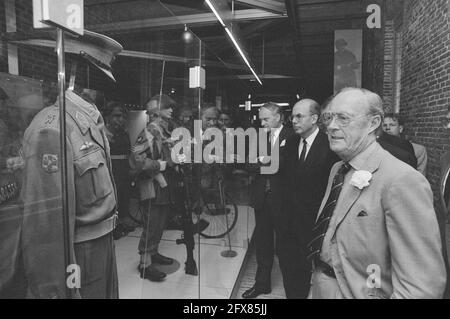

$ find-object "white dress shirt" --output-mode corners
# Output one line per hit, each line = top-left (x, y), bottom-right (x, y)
(270, 125), (283, 147)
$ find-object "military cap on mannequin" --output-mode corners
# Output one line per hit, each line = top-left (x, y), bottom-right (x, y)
(8, 30), (123, 82)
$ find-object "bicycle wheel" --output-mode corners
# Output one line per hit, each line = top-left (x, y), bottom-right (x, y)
(195, 192), (238, 239)
(128, 198), (144, 226)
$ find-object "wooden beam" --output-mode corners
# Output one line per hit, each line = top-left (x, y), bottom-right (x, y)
(208, 19), (285, 54)
(87, 9), (287, 33)
(8, 39), (248, 71)
(235, 0), (286, 14)
(208, 73), (301, 80)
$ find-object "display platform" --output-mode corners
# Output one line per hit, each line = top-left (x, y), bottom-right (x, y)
(116, 205), (255, 299)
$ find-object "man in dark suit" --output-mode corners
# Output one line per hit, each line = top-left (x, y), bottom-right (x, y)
(242, 102), (294, 299)
(279, 99), (339, 298)
(383, 113), (426, 175)
(377, 131), (417, 169)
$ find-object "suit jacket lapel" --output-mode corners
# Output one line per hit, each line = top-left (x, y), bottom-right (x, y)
(274, 126), (287, 147)
(292, 135), (301, 160)
(303, 131), (324, 168)
(329, 143), (384, 239)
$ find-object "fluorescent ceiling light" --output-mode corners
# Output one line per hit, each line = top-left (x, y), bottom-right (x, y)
(205, 0), (262, 85)
(205, 0), (226, 27)
(225, 27), (262, 85)
(239, 103), (290, 108)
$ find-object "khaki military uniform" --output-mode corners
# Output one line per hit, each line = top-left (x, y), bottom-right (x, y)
(21, 89), (118, 298)
(130, 126), (179, 258)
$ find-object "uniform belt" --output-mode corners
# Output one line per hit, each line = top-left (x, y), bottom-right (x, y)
(111, 155), (128, 160)
(314, 259), (336, 279)
(74, 213), (117, 243)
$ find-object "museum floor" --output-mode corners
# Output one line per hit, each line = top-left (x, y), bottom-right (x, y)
(115, 204), (256, 299)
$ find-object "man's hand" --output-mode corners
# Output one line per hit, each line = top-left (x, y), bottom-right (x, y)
(257, 156), (270, 164)
(206, 154), (221, 163)
(228, 154), (242, 162)
(158, 160), (167, 171)
(177, 154), (187, 164)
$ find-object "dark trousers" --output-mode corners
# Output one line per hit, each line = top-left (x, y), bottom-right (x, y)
(74, 233), (119, 299)
(253, 192), (283, 291)
(138, 201), (171, 257)
(254, 190), (312, 298)
(277, 233), (311, 299)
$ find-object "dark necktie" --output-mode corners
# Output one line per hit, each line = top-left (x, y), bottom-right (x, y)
(266, 131), (272, 157)
(299, 139), (308, 163)
(307, 163), (352, 264)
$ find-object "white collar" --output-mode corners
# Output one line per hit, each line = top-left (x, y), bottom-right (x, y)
(271, 125), (283, 141)
(302, 127), (319, 146)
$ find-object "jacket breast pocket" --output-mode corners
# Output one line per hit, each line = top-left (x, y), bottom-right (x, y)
(74, 150), (113, 207)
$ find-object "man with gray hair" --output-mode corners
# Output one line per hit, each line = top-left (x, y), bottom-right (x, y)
(242, 102), (294, 299)
(307, 88), (446, 299)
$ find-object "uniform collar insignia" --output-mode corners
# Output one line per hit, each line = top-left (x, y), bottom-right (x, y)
(66, 90), (101, 124)
(75, 111), (90, 134)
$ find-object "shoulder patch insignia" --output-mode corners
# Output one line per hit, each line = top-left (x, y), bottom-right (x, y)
(76, 111), (90, 133)
(42, 154), (59, 173)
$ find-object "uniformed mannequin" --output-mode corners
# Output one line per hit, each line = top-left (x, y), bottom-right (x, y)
(20, 30), (123, 298)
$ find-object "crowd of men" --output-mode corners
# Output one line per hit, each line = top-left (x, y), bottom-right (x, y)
(104, 96), (235, 282)
(243, 88), (448, 299)
(1, 85), (449, 299)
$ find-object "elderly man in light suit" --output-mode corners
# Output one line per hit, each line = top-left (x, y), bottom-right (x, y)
(307, 88), (446, 299)
(439, 109), (450, 297)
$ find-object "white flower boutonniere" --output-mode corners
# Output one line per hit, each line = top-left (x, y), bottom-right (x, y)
(350, 170), (372, 190)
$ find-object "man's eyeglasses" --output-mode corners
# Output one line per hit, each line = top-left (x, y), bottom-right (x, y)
(321, 112), (367, 127)
(290, 114), (313, 122)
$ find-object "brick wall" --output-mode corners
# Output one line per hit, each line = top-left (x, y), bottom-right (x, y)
(382, 20), (395, 112)
(400, 0), (450, 205)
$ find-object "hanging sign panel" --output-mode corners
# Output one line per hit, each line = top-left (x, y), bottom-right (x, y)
(33, 0), (84, 36)
(334, 29), (362, 94)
